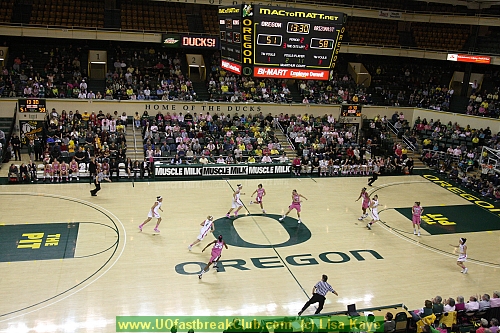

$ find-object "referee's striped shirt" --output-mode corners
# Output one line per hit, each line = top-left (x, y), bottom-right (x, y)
(314, 280), (335, 296)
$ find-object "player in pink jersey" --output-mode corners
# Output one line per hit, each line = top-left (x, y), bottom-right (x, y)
(43, 163), (52, 182)
(199, 234), (228, 279)
(69, 157), (79, 181)
(279, 189), (308, 224)
(412, 201), (424, 236)
(51, 158), (60, 182)
(356, 187), (370, 220)
(188, 216), (215, 251)
(250, 184), (267, 214)
(60, 161), (69, 182)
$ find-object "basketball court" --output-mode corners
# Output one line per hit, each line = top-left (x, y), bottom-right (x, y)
(1, 174), (499, 332)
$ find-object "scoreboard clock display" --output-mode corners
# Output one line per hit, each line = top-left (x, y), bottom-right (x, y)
(18, 98), (47, 113)
(341, 104), (362, 117)
(219, 5), (346, 80)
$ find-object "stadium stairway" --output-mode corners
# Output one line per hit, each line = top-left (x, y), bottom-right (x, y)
(449, 95), (469, 113)
(387, 131), (427, 169)
(87, 78), (106, 97)
(128, 126), (142, 161)
(287, 81), (304, 103)
(191, 80), (210, 101)
(274, 128), (298, 157)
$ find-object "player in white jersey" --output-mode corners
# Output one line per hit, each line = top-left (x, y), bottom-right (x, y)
(226, 184), (245, 218)
(366, 195), (379, 230)
(139, 196), (163, 232)
(250, 184), (266, 214)
(188, 216), (215, 251)
(450, 237), (468, 274)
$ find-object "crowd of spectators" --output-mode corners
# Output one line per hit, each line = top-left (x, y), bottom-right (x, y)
(137, 110), (286, 167)
(410, 292), (500, 333)
(207, 52), (292, 103)
(415, 116), (492, 170)
(275, 109), (423, 178)
(105, 46), (196, 101)
(365, 60), (457, 110)
(0, 43), (196, 102)
(466, 85), (500, 118)
(297, 73), (372, 105)
(7, 106), (139, 182)
(4, 43), (500, 124)
(1, 45), (88, 99)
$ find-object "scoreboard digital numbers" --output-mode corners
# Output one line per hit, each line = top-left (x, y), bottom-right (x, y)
(219, 5), (346, 80)
(18, 98), (47, 113)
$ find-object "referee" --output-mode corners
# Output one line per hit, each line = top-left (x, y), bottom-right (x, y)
(90, 166), (111, 196)
(368, 160), (381, 186)
(298, 274), (338, 316)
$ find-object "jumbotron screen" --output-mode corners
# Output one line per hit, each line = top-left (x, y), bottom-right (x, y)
(219, 5), (346, 80)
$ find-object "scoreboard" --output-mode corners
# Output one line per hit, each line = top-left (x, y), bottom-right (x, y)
(219, 5), (346, 80)
(18, 98), (47, 113)
(341, 104), (362, 117)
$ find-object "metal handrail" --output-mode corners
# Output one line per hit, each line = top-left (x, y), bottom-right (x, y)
(387, 121), (416, 152)
(275, 121), (296, 152)
(132, 120), (139, 161)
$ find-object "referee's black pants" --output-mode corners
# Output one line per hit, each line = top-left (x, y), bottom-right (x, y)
(91, 181), (101, 195)
(368, 173), (378, 186)
(301, 293), (326, 314)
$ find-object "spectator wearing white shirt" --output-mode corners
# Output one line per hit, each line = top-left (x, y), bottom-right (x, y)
(261, 154), (272, 163)
(319, 159), (328, 177)
(279, 153), (289, 164)
(80, 80), (87, 91)
(87, 91), (95, 99)
(216, 155), (226, 164)
(491, 291), (500, 308)
(465, 296), (480, 311)
(471, 79), (479, 93)
(453, 146), (462, 157)
(234, 147), (242, 162)
(479, 294), (491, 310)
(443, 298), (456, 313)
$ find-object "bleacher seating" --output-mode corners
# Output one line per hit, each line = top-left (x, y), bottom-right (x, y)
(201, 6), (218, 35)
(106, 44), (196, 101)
(346, 17), (399, 47)
(274, 0), (472, 15)
(412, 23), (469, 51)
(0, 0), (14, 24)
(120, 1), (187, 32)
(30, 0), (104, 28)
(137, 110), (286, 166)
(475, 26), (500, 54)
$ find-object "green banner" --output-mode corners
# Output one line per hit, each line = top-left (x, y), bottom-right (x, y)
(0, 223), (79, 262)
(116, 316), (385, 332)
(395, 204), (500, 235)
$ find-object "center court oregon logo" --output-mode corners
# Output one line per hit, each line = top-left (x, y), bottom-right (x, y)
(214, 213), (312, 248)
(174, 214), (383, 275)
